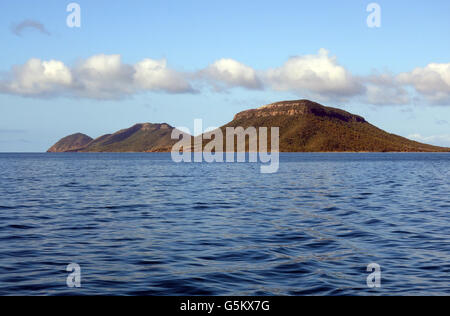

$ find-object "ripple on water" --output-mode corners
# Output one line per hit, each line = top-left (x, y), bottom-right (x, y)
(0, 153), (449, 295)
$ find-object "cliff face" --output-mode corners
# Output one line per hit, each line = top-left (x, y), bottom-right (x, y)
(47, 133), (93, 153)
(234, 100), (366, 123)
(47, 100), (450, 153)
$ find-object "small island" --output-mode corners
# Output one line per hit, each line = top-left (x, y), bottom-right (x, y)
(48, 100), (450, 153)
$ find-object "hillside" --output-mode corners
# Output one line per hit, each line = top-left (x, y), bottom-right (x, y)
(47, 133), (93, 153)
(47, 100), (450, 153)
(80, 123), (177, 152)
(48, 123), (179, 153)
(220, 100), (449, 152)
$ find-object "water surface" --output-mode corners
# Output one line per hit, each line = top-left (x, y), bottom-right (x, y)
(0, 153), (449, 295)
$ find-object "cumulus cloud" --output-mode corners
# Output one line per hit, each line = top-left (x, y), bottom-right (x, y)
(197, 51), (450, 106)
(364, 73), (410, 105)
(0, 54), (194, 99)
(134, 59), (195, 93)
(198, 49), (364, 102)
(398, 63), (450, 105)
(408, 133), (450, 147)
(199, 58), (262, 90)
(72, 54), (135, 99)
(0, 58), (72, 96)
(264, 49), (364, 101)
(11, 20), (51, 36)
(0, 50), (449, 106)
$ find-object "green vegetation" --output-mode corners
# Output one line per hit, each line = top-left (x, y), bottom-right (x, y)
(80, 123), (176, 152)
(220, 100), (449, 152)
(47, 100), (450, 153)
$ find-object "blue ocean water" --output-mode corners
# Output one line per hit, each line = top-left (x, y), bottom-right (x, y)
(0, 153), (448, 296)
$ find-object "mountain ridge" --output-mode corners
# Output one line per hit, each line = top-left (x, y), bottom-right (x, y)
(47, 100), (450, 153)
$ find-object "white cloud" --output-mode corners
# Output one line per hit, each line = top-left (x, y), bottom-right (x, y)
(200, 58), (262, 90)
(196, 51), (450, 107)
(408, 133), (450, 147)
(198, 50), (364, 102)
(364, 73), (410, 105)
(398, 63), (450, 104)
(0, 54), (194, 99)
(73, 54), (135, 99)
(264, 49), (364, 101)
(0, 58), (72, 96)
(0, 51), (449, 106)
(134, 59), (194, 93)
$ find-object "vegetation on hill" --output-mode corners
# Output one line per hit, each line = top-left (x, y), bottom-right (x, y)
(47, 100), (450, 153)
(222, 100), (448, 152)
(79, 123), (177, 152)
(47, 133), (93, 152)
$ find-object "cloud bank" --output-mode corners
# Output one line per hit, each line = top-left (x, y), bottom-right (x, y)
(0, 50), (449, 105)
(0, 55), (195, 99)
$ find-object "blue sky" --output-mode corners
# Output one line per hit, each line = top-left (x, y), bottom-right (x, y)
(0, 0), (449, 151)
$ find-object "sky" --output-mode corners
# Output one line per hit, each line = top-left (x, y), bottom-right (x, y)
(0, 0), (449, 151)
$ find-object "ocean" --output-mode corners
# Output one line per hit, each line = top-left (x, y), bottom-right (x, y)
(0, 153), (448, 295)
